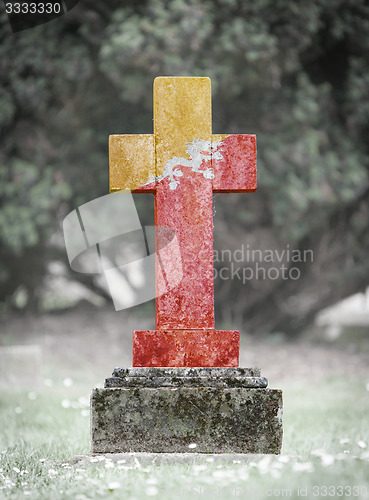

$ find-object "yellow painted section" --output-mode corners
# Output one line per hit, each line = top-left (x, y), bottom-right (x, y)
(154, 77), (212, 177)
(109, 134), (155, 192)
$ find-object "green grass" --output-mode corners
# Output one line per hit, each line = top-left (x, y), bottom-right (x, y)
(1, 378), (369, 499)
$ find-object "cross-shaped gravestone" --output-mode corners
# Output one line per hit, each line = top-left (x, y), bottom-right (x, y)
(109, 77), (256, 367)
(91, 77), (282, 455)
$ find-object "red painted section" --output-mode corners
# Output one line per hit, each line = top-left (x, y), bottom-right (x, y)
(213, 135), (257, 192)
(155, 166), (215, 330)
(128, 134), (257, 367)
(133, 330), (239, 367)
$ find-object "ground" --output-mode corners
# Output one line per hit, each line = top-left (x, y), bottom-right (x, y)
(1, 302), (368, 386)
(1, 304), (369, 499)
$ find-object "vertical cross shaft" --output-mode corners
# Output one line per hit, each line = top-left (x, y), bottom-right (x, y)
(154, 78), (214, 329)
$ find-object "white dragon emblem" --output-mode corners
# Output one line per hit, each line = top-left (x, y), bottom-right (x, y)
(145, 138), (224, 190)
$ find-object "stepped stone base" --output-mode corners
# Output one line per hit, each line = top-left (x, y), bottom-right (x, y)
(91, 368), (283, 454)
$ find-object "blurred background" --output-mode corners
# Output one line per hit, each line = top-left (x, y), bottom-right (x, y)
(1, 0), (369, 382)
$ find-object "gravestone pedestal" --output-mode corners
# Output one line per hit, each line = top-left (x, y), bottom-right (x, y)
(91, 368), (283, 454)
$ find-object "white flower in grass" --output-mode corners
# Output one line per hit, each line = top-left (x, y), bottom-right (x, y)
(27, 392), (37, 400)
(212, 469), (228, 479)
(366, 382), (369, 391)
(4, 477), (15, 488)
(81, 410), (89, 417)
(48, 469), (58, 477)
(89, 458), (99, 463)
(108, 482), (121, 491)
(116, 459), (126, 464)
(146, 486), (159, 496)
(188, 443), (197, 449)
(78, 396), (89, 406)
(193, 464), (207, 472)
(61, 400), (70, 409)
(321, 454), (335, 466)
(24, 491), (31, 496)
(146, 477), (158, 485)
(104, 462), (114, 469)
(39, 459), (46, 463)
(238, 468), (249, 481)
(271, 468), (281, 479)
(13, 467), (20, 474)
(256, 455), (272, 474)
(358, 440), (367, 449)
(292, 462), (314, 472)
(63, 378), (73, 387)
(339, 438), (349, 444)
(15, 407), (22, 414)
(206, 457), (214, 463)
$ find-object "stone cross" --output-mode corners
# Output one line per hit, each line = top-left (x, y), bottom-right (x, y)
(109, 77), (256, 367)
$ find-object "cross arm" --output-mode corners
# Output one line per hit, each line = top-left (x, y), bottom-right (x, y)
(212, 134), (257, 193)
(109, 134), (156, 193)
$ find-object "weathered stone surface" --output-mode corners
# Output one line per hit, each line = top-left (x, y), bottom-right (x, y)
(212, 134), (257, 193)
(107, 367), (266, 388)
(109, 134), (156, 192)
(133, 329), (239, 367)
(91, 386), (283, 454)
(105, 375), (268, 388)
(113, 367), (261, 377)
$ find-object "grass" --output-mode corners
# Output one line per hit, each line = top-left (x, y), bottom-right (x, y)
(1, 376), (369, 499)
